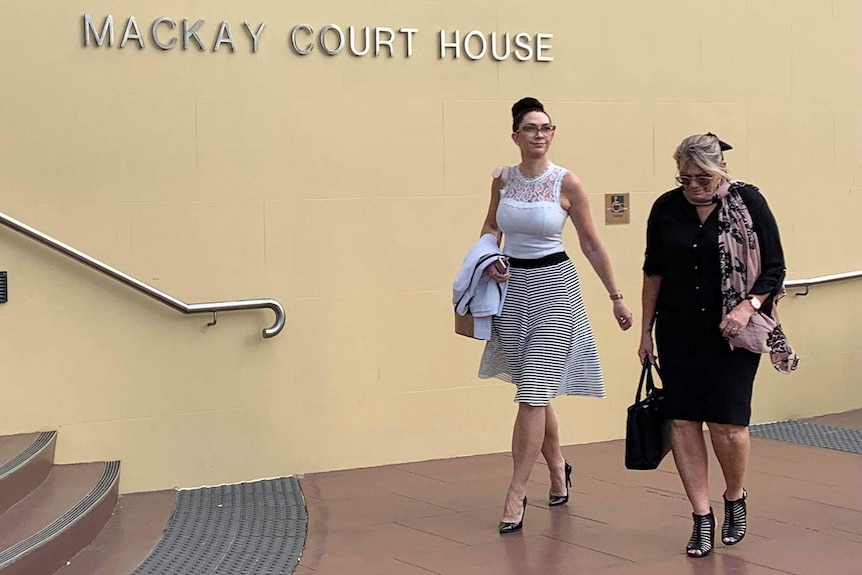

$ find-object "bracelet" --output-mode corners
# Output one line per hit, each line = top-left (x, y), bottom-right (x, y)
(609, 292), (624, 301)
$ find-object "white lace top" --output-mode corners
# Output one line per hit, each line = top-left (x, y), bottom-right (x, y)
(496, 163), (569, 259)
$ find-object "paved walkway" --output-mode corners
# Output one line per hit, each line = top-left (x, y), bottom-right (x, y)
(298, 411), (862, 575)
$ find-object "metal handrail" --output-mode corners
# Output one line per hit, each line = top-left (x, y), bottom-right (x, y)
(785, 270), (862, 296)
(0, 211), (285, 338)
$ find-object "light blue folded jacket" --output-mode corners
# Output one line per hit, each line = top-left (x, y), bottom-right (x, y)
(452, 233), (508, 340)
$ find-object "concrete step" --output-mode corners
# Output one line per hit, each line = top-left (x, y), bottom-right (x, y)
(54, 490), (175, 575)
(0, 431), (56, 515)
(0, 461), (119, 575)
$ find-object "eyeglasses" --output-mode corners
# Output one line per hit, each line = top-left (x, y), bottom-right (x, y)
(516, 124), (556, 137)
(675, 174), (715, 188)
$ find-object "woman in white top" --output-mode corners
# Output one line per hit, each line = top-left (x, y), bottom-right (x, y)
(479, 97), (633, 533)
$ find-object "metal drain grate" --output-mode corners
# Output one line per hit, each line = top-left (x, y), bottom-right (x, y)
(132, 476), (307, 575)
(750, 420), (862, 455)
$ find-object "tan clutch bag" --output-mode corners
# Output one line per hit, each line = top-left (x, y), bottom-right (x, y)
(454, 312), (475, 338)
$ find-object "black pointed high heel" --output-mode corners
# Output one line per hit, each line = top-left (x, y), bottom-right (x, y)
(499, 496), (527, 534)
(549, 460), (572, 507)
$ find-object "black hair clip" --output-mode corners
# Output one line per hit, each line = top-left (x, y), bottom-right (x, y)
(706, 132), (733, 151)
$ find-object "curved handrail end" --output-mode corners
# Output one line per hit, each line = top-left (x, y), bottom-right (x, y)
(263, 301), (286, 338)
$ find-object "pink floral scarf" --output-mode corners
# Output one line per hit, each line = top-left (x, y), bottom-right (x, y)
(715, 181), (798, 374)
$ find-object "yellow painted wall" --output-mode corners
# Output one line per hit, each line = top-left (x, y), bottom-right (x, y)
(0, 1), (859, 493)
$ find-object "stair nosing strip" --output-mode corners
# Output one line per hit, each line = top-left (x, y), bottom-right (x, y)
(0, 460), (120, 567)
(0, 431), (55, 479)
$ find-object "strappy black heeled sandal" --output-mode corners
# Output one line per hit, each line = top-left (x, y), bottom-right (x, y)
(686, 508), (715, 558)
(499, 496), (527, 534)
(722, 490), (748, 545)
(549, 460), (572, 507)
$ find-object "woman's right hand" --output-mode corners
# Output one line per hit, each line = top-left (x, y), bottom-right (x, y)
(638, 332), (656, 365)
(484, 257), (510, 283)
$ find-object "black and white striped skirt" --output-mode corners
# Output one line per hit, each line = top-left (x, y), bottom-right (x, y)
(478, 252), (605, 406)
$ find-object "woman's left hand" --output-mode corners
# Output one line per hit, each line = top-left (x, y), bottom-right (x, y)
(613, 299), (633, 331)
(719, 302), (755, 339)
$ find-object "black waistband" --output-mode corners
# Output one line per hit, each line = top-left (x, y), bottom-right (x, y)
(507, 251), (569, 269)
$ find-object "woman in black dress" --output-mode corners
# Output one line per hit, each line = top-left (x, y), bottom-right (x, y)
(638, 134), (788, 558)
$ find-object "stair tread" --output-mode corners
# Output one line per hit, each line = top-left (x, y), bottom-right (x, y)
(0, 462), (106, 552)
(54, 491), (175, 575)
(0, 433), (40, 470)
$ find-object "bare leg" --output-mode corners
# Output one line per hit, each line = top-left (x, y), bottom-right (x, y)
(707, 423), (749, 501)
(708, 422), (750, 544)
(671, 420), (711, 515)
(541, 404), (567, 495)
(671, 419), (712, 557)
(502, 403), (545, 522)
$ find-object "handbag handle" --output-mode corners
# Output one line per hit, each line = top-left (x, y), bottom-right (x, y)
(635, 360), (662, 403)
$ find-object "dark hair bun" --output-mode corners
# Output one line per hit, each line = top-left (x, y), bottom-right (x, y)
(511, 97), (544, 120)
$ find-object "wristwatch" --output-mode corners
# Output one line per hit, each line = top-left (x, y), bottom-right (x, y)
(748, 296), (762, 311)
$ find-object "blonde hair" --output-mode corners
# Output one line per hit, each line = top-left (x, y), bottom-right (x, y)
(673, 134), (730, 179)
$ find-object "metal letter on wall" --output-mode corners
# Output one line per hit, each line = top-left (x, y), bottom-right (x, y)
(83, 14), (115, 47)
(291, 24), (314, 55)
(319, 24), (345, 55)
(605, 193), (630, 225)
(152, 18), (178, 50)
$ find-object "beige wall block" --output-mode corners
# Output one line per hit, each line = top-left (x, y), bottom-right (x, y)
(748, 0), (832, 19)
(264, 198), (390, 299)
(377, 293), (487, 395)
(130, 201), (267, 300)
(745, 16), (793, 104)
(194, 97), (297, 202)
(748, 104), (835, 191)
(747, 0), (784, 18)
(834, 106), (862, 189)
(9, 204), (135, 269)
(792, 19), (861, 105)
(777, 287), (854, 362)
(701, 15), (756, 104)
(0, 283), (273, 431)
(56, 406), (276, 493)
(442, 99), (515, 200)
(554, 102), (654, 194)
(609, 0), (747, 16)
(0, 204), (137, 318)
(0, 92), (197, 205)
(788, 0), (839, 19)
(754, 351), (862, 424)
(600, 11), (700, 103)
(264, 388), (517, 474)
(0, 228), (145, 319)
(832, 0), (861, 20)
(777, 187), (862, 278)
(551, 396), (616, 446)
(196, 97), (446, 202)
(285, 99), (445, 200)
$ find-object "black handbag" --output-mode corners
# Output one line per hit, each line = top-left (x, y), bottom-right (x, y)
(625, 362), (671, 470)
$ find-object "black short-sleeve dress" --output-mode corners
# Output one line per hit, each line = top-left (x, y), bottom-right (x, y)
(643, 183), (786, 426)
